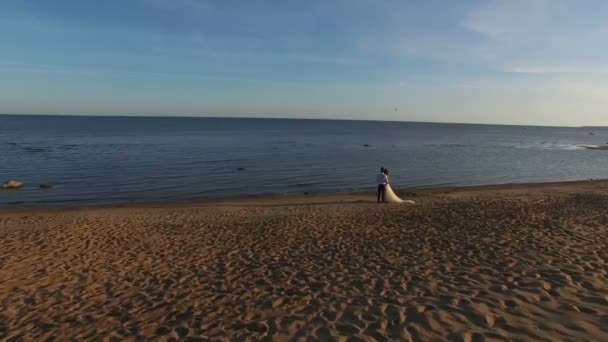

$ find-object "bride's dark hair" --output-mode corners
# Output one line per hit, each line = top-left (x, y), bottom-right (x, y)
(383, 169), (389, 175)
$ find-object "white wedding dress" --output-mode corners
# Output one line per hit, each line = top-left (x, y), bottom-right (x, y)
(384, 183), (415, 204)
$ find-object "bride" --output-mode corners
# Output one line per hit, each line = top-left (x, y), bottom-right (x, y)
(383, 169), (415, 204)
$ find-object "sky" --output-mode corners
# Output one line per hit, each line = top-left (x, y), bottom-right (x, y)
(1, 0), (608, 126)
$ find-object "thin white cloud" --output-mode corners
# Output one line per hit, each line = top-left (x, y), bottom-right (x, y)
(0, 61), (312, 87)
(508, 66), (608, 74)
(461, 0), (608, 75)
(141, 0), (212, 11)
(463, 0), (558, 40)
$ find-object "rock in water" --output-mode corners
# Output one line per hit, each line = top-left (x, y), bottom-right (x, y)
(2, 180), (23, 189)
(39, 183), (54, 189)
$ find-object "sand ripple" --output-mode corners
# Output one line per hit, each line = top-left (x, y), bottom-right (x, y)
(1, 190), (608, 340)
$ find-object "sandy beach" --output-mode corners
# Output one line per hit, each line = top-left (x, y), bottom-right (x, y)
(1, 180), (607, 341)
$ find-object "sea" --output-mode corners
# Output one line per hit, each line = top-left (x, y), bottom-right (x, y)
(1, 114), (608, 206)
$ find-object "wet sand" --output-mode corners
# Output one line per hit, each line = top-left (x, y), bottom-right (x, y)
(1, 180), (608, 340)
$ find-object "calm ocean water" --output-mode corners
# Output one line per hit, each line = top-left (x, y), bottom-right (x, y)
(1, 115), (608, 206)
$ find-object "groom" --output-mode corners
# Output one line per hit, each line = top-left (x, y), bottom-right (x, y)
(377, 167), (388, 203)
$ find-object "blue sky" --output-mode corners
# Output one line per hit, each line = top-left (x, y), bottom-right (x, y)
(1, 0), (607, 126)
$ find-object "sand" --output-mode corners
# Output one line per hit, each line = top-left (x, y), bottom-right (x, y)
(1, 181), (607, 341)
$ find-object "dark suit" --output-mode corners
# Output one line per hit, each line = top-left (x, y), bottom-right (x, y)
(377, 172), (387, 202)
(377, 184), (386, 203)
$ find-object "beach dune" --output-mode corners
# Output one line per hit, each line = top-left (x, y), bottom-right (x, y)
(1, 181), (607, 340)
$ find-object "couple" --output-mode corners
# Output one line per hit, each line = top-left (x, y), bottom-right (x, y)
(376, 167), (414, 204)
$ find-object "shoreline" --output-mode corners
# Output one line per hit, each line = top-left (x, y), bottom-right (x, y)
(1, 178), (606, 213)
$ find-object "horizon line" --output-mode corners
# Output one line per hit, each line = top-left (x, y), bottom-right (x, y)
(0, 112), (588, 128)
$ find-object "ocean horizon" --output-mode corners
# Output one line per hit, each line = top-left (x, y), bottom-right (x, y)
(0, 113), (598, 128)
(2, 114), (608, 206)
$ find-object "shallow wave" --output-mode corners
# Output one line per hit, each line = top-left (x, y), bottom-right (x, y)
(504, 143), (585, 150)
(435, 142), (584, 151)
